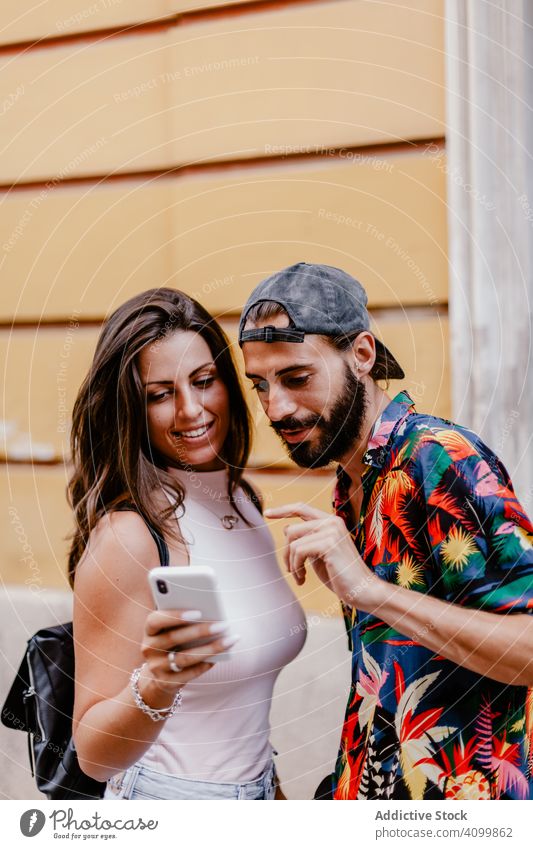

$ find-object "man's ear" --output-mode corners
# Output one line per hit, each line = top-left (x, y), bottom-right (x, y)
(350, 331), (377, 377)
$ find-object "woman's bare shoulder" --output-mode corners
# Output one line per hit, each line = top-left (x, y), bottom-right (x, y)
(74, 510), (159, 598)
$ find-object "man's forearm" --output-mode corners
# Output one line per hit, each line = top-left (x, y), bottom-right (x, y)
(265, 501), (533, 685)
(365, 581), (533, 686)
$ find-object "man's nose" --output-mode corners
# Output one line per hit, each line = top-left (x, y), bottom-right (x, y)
(264, 384), (297, 421)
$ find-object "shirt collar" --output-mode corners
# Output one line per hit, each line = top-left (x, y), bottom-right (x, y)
(362, 390), (416, 469)
(335, 390), (416, 492)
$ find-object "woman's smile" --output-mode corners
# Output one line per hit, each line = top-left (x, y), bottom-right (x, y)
(171, 419), (215, 443)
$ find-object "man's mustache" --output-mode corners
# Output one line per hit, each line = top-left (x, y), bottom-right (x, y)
(269, 414), (322, 435)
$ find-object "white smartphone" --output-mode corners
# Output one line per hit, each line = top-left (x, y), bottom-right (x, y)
(148, 566), (232, 662)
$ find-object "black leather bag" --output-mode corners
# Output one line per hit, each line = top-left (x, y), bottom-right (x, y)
(1, 621), (106, 799)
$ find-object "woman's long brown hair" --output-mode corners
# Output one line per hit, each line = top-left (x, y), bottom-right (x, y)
(67, 288), (252, 587)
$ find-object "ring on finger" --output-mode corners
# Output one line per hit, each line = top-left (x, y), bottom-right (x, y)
(168, 651), (181, 674)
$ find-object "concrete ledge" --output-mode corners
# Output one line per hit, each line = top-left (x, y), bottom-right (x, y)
(270, 613), (351, 799)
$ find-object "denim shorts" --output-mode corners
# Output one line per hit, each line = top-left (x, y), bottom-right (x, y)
(103, 759), (277, 801)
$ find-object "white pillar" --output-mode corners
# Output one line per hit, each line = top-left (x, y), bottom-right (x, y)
(445, 0), (533, 503)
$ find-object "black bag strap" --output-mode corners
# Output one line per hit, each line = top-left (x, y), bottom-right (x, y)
(113, 505), (169, 567)
(146, 523), (169, 567)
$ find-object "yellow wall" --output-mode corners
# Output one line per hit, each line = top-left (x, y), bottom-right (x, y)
(1, 0), (447, 613)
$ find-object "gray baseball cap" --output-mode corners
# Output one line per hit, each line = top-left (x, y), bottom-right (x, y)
(238, 262), (404, 380)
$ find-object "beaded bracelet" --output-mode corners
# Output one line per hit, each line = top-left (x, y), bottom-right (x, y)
(130, 666), (183, 722)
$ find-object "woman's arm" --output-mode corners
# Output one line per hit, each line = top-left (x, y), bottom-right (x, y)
(72, 511), (233, 782)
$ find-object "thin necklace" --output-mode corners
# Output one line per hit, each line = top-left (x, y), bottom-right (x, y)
(195, 469), (239, 529)
(200, 497), (239, 530)
(166, 467), (240, 529)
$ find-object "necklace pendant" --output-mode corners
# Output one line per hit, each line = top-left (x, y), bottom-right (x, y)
(221, 515), (238, 530)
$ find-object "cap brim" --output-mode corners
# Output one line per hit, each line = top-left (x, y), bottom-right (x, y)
(372, 338), (405, 380)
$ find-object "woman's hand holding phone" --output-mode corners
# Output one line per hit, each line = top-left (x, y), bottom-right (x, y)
(137, 609), (240, 707)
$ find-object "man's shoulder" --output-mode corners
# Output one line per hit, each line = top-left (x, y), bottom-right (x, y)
(395, 410), (494, 469)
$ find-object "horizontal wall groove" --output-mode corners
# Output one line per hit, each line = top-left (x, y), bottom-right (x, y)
(0, 457), (332, 473)
(370, 304), (448, 319)
(0, 319), (104, 330)
(0, 138), (445, 194)
(0, 0), (330, 55)
(0, 457), (64, 467)
(2, 303), (448, 331)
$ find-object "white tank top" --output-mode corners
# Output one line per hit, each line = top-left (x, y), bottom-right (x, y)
(139, 468), (307, 783)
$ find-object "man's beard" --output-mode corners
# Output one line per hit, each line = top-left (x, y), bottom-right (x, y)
(270, 364), (368, 468)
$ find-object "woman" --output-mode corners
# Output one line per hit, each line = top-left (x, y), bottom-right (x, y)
(70, 288), (306, 800)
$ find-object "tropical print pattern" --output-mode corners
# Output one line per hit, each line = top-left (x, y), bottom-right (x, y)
(331, 391), (533, 800)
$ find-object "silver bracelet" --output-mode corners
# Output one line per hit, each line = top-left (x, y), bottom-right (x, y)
(130, 666), (182, 722)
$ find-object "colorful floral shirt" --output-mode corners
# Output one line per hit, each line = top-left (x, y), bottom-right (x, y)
(332, 390), (533, 800)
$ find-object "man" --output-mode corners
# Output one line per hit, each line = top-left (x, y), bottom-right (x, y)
(238, 261), (533, 800)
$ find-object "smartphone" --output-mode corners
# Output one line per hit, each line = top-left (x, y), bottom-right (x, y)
(148, 566), (232, 662)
